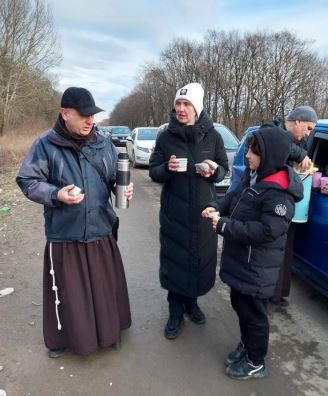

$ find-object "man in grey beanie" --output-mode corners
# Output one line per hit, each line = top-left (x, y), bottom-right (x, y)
(286, 105), (317, 125)
(270, 104), (318, 306)
(285, 105), (318, 172)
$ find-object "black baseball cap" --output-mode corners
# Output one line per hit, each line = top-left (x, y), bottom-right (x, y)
(61, 87), (104, 116)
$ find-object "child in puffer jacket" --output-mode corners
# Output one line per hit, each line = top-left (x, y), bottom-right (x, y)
(202, 125), (303, 379)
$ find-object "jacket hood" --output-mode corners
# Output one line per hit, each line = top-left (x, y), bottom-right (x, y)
(254, 165), (304, 202)
(167, 110), (214, 143)
(254, 125), (293, 180)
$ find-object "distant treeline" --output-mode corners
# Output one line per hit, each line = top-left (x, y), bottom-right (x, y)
(109, 30), (328, 138)
(0, 0), (62, 136)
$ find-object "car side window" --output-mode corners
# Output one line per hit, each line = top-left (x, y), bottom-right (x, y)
(131, 130), (136, 140)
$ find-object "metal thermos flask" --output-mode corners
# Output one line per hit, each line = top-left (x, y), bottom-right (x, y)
(115, 152), (130, 209)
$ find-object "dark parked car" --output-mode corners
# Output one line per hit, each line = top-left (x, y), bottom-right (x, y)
(213, 123), (240, 194)
(230, 121), (328, 296)
(98, 126), (112, 138)
(99, 126), (131, 146)
(154, 122), (239, 193)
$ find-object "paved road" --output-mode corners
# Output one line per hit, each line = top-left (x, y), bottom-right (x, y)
(1, 164), (328, 396)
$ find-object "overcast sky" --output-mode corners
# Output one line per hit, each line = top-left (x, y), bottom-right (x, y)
(48, 0), (328, 121)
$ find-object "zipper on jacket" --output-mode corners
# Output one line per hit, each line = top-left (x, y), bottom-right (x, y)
(247, 245), (252, 263)
(247, 187), (261, 195)
(230, 189), (246, 218)
(230, 187), (260, 218)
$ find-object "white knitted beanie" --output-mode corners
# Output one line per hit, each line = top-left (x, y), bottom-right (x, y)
(174, 82), (204, 117)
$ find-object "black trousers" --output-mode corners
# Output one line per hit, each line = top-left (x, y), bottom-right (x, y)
(167, 291), (197, 318)
(272, 223), (296, 301)
(230, 288), (269, 365)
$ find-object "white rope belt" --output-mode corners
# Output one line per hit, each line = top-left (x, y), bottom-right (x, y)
(49, 242), (62, 330)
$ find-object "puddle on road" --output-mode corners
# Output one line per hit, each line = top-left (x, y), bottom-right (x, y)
(141, 169), (328, 395)
(269, 306), (328, 396)
(216, 276), (328, 395)
(215, 235), (328, 395)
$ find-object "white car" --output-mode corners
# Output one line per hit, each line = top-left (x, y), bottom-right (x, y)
(126, 127), (158, 167)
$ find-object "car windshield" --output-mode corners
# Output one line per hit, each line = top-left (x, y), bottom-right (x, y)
(111, 127), (130, 135)
(99, 127), (111, 133)
(214, 124), (239, 150)
(137, 128), (158, 140)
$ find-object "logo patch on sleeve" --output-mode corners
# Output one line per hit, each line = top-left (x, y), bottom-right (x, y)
(180, 88), (188, 95)
(275, 204), (287, 216)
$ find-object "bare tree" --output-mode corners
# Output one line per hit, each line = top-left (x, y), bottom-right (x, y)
(110, 30), (328, 137)
(0, 0), (61, 135)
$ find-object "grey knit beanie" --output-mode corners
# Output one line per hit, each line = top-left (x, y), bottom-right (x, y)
(286, 105), (318, 123)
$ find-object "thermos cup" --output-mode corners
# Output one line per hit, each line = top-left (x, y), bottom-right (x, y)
(115, 152), (130, 209)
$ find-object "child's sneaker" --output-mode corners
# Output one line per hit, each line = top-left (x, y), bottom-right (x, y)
(226, 355), (268, 380)
(224, 341), (246, 366)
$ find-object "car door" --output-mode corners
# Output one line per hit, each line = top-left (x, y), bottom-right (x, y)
(133, 129), (139, 155)
(126, 129), (135, 160)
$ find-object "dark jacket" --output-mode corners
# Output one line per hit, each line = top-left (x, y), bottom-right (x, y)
(289, 142), (307, 163)
(210, 126), (303, 298)
(149, 111), (229, 297)
(265, 119), (307, 163)
(16, 128), (118, 242)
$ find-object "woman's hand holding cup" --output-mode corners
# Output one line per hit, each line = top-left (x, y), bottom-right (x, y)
(168, 155), (179, 171)
(168, 155), (188, 172)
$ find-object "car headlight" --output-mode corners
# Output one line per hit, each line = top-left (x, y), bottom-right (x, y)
(136, 146), (149, 153)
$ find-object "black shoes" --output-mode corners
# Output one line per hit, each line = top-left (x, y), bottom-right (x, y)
(48, 348), (65, 358)
(164, 315), (184, 340)
(269, 297), (289, 307)
(185, 304), (206, 325)
(224, 341), (246, 366)
(110, 340), (122, 350)
(48, 341), (121, 358)
(164, 301), (206, 339)
(225, 342), (267, 380)
(226, 355), (268, 380)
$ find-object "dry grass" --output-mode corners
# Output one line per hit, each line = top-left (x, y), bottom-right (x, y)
(0, 120), (52, 217)
(1, 123), (43, 215)
(0, 120), (51, 172)
(0, 169), (20, 208)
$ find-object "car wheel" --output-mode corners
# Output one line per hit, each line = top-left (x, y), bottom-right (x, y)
(132, 151), (138, 168)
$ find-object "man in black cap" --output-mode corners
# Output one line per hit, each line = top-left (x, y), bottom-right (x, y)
(17, 87), (133, 357)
